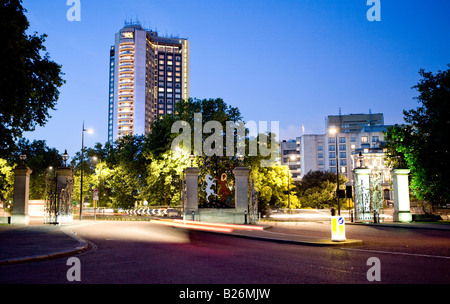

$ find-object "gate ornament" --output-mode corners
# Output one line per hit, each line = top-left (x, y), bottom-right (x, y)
(199, 155), (237, 208)
(202, 174), (218, 203)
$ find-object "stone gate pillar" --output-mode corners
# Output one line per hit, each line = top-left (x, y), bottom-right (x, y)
(184, 167), (199, 220)
(11, 167), (33, 225)
(233, 167), (250, 213)
(392, 169), (412, 222)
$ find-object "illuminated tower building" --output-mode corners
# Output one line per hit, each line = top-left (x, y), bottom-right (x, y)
(109, 24), (190, 142)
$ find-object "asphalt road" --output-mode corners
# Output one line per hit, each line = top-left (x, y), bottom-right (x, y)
(0, 221), (449, 285)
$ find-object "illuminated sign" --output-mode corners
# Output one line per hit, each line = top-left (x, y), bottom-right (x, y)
(331, 216), (346, 242)
(122, 32), (134, 39)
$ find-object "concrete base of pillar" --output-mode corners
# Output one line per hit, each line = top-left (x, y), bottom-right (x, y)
(10, 214), (30, 225)
(198, 209), (248, 224)
(394, 211), (413, 223)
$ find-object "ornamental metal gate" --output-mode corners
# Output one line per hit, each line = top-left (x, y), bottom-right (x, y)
(354, 172), (384, 222)
(44, 168), (74, 224)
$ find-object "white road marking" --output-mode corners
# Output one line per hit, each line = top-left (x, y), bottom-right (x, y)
(340, 248), (450, 260)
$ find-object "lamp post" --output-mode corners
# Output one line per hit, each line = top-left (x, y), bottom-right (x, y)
(189, 154), (195, 167)
(329, 127), (341, 216)
(357, 151), (365, 169)
(238, 154), (245, 166)
(79, 122), (93, 221)
(19, 153), (27, 166)
(63, 149), (69, 167)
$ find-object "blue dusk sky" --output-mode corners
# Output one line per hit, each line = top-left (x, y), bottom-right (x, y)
(20, 0), (450, 158)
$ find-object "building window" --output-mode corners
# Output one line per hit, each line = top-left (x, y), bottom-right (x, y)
(329, 160), (336, 166)
(318, 145), (323, 151)
(340, 159), (347, 166)
(339, 144), (346, 151)
(361, 136), (369, 143)
(328, 137), (335, 144)
(372, 136), (379, 142)
(329, 145), (335, 151)
(318, 153), (323, 159)
(339, 137), (346, 143)
(339, 152), (346, 159)
(351, 137), (356, 142)
(329, 152), (336, 159)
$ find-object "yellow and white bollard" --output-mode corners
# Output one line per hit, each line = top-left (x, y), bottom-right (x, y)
(331, 216), (346, 242)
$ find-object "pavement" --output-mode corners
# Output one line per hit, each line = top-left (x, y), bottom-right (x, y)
(0, 217), (449, 265)
(0, 222), (88, 265)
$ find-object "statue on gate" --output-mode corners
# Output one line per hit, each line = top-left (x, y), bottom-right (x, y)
(202, 174), (217, 203)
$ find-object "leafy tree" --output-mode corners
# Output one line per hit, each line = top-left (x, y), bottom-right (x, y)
(297, 170), (347, 209)
(0, 159), (15, 205)
(384, 65), (450, 206)
(0, 0), (65, 158)
(251, 164), (300, 212)
(14, 139), (63, 199)
(90, 161), (114, 208)
(70, 138), (150, 209)
(147, 98), (243, 157)
(144, 151), (190, 206)
(106, 164), (140, 209)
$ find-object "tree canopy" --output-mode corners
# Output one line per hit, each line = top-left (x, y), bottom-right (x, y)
(0, 0), (65, 158)
(297, 170), (347, 209)
(384, 65), (450, 206)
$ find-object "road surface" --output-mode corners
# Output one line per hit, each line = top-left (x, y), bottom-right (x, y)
(0, 221), (448, 284)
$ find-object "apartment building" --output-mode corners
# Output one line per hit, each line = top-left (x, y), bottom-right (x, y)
(280, 138), (301, 183)
(109, 24), (190, 142)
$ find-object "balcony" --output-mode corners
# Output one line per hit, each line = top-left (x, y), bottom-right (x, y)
(118, 91), (134, 97)
(119, 85), (133, 90)
(118, 114), (133, 119)
(119, 62), (134, 67)
(119, 73), (134, 79)
(118, 109), (133, 114)
(119, 82), (134, 86)
(119, 50), (134, 55)
(118, 97), (133, 102)
(118, 120), (133, 126)
(120, 44), (134, 50)
(120, 56), (134, 61)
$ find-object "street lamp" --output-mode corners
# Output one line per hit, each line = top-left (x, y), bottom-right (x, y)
(238, 154), (245, 166)
(189, 154), (195, 167)
(329, 127), (341, 216)
(357, 151), (365, 168)
(62, 149), (69, 167)
(19, 153), (27, 166)
(80, 122), (94, 221)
